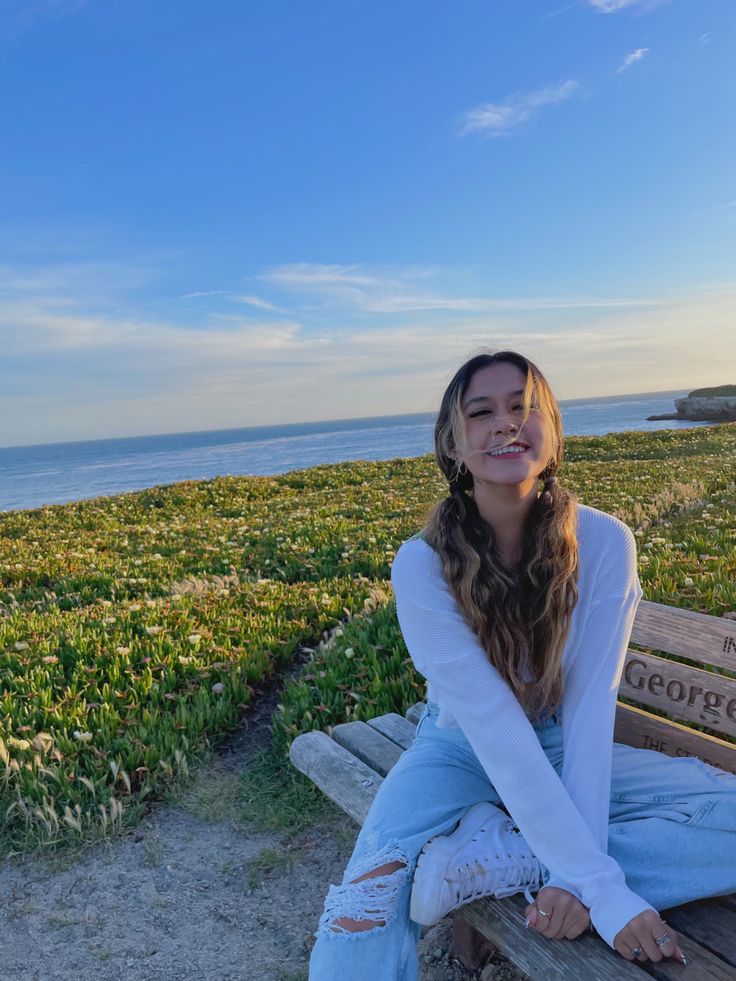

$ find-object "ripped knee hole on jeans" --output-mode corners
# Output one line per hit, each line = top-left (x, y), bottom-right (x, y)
(318, 842), (412, 937)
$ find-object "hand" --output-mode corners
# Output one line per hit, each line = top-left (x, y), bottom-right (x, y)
(614, 909), (686, 964)
(524, 886), (590, 941)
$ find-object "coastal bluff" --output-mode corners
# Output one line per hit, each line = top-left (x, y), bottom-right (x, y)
(647, 384), (736, 422)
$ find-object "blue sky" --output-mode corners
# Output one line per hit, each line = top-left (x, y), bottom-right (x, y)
(1, 0), (734, 446)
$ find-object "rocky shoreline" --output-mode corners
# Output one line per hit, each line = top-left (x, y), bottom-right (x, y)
(647, 392), (736, 423)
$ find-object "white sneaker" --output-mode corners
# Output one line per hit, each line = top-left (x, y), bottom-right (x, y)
(409, 802), (542, 926)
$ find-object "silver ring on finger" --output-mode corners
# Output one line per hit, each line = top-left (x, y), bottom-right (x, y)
(537, 907), (551, 918)
(654, 930), (671, 946)
(631, 946), (643, 958)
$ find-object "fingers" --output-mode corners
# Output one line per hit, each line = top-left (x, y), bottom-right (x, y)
(527, 887), (591, 942)
(533, 903), (562, 939)
(562, 914), (589, 941)
(532, 901), (586, 941)
(615, 915), (680, 963)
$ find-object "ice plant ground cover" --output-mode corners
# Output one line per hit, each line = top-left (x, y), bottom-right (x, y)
(0, 424), (734, 854)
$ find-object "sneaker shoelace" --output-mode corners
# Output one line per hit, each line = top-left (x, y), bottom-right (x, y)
(450, 823), (541, 905)
(452, 856), (541, 903)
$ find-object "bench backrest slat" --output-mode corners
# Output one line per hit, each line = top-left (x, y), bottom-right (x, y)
(631, 600), (736, 671)
(619, 648), (736, 741)
(621, 601), (736, 768)
(614, 702), (736, 774)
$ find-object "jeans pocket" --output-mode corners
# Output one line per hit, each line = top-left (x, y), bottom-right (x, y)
(610, 791), (713, 826)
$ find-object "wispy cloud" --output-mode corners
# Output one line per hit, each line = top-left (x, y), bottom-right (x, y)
(700, 32), (712, 45)
(180, 290), (234, 300)
(0, 259), (732, 445)
(694, 200), (736, 216)
(0, 296), (312, 357)
(617, 47), (650, 73)
(260, 263), (383, 288)
(459, 80), (578, 138)
(179, 290), (286, 313)
(697, 281), (736, 293)
(1, 283), (732, 445)
(257, 262), (663, 314)
(538, 4), (576, 22)
(589, 0), (674, 12)
(589, 0), (640, 11)
(233, 294), (284, 312)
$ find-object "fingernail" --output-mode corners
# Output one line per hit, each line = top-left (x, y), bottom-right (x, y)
(524, 917), (530, 929)
(680, 953), (688, 966)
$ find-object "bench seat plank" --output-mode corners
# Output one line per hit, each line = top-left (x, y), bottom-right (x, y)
(663, 900), (736, 967)
(459, 893), (642, 980)
(331, 721), (404, 776)
(289, 730), (382, 825)
(366, 712), (417, 750)
(637, 935), (736, 980)
(459, 891), (735, 980)
(406, 702), (424, 724)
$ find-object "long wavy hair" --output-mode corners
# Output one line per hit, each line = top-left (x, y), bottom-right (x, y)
(423, 349), (580, 722)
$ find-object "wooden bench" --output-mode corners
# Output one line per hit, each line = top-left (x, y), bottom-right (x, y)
(290, 599), (736, 980)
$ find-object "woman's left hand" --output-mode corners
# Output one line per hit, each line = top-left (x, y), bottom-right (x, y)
(524, 885), (591, 940)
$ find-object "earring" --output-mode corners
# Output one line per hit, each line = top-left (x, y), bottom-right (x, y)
(458, 461), (468, 476)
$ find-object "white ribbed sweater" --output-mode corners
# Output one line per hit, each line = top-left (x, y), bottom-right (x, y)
(389, 502), (656, 950)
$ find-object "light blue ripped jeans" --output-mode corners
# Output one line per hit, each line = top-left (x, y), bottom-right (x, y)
(308, 700), (736, 981)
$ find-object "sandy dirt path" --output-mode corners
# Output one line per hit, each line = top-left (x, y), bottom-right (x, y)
(0, 674), (528, 981)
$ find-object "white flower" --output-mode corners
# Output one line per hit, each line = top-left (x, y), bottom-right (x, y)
(73, 731), (93, 743)
(211, 682), (225, 694)
(683, 577), (694, 587)
(188, 634), (201, 645)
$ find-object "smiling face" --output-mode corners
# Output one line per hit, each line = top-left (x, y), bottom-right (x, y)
(457, 361), (556, 490)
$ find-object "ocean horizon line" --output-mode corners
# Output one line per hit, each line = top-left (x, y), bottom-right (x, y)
(0, 386), (692, 453)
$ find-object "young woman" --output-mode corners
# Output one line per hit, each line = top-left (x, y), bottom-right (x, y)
(308, 350), (736, 980)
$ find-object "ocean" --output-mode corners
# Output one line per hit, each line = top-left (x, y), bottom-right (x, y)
(0, 389), (709, 513)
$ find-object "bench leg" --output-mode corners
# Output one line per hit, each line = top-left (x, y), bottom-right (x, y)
(452, 913), (497, 971)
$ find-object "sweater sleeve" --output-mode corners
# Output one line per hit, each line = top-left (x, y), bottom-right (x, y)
(390, 536), (656, 951)
(542, 522), (647, 939)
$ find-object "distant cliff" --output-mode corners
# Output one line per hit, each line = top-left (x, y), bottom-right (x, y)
(647, 385), (736, 422)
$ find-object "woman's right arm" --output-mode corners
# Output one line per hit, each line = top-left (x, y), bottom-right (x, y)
(390, 538), (656, 952)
